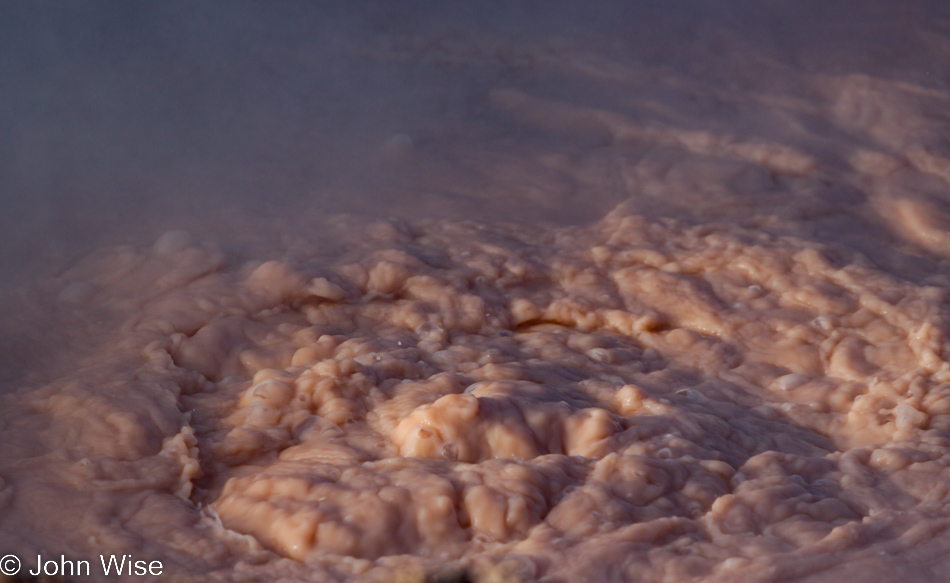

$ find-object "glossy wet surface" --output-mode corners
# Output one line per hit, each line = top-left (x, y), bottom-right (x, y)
(1, 2), (950, 581)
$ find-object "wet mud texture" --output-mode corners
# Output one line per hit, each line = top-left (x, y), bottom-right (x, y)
(2, 1), (950, 582)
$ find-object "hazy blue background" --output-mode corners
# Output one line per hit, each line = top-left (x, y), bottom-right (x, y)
(1, 0), (947, 280)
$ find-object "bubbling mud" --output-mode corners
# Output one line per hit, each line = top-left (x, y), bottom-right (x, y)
(3, 201), (950, 581)
(3, 2), (950, 582)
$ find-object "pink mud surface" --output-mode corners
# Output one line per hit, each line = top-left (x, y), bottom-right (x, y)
(2, 2), (950, 581)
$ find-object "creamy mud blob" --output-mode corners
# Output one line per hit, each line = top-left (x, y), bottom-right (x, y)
(3, 1), (950, 582)
(1, 201), (949, 582)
